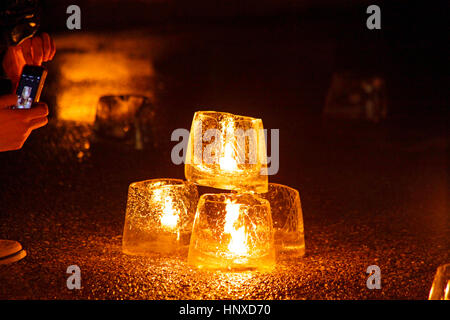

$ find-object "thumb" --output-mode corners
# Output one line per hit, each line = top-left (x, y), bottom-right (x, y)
(0, 94), (17, 109)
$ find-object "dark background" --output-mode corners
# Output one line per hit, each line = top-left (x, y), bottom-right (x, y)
(38, 0), (447, 117)
(0, 0), (448, 300)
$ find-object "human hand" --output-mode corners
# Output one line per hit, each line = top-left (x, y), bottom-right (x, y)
(0, 94), (49, 152)
(2, 33), (56, 90)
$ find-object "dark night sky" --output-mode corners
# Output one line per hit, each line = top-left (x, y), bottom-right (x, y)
(37, 0), (448, 116)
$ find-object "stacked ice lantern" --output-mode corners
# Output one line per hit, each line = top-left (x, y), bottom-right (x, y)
(122, 111), (305, 271)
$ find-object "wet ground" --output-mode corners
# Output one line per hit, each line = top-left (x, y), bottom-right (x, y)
(0, 26), (448, 299)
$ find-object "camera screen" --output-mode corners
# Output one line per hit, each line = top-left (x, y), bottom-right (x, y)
(16, 72), (42, 109)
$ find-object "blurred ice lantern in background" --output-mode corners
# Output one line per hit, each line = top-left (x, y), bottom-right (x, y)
(47, 32), (158, 123)
(94, 95), (157, 150)
(324, 72), (388, 123)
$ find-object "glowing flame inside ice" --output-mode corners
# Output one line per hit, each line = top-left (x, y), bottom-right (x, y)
(219, 121), (238, 171)
(445, 281), (450, 300)
(219, 143), (238, 171)
(160, 197), (179, 230)
(224, 201), (248, 256)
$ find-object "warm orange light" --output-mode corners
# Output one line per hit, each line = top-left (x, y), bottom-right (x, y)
(53, 33), (154, 123)
(122, 179), (198, 256)
(224, 201), (248, 256)
(160, 197), (179, 231)
(446, 282), (450, 300)
(429, 263), (450, 300)
(188, 193), (275, 271)
(219, 121), (239, 172)
(185, 111), (268, 193)
(219, 142), (239, 172)
(255, 183), (305, 258)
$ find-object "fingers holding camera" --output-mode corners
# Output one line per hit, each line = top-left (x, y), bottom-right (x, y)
(20, 38), (34, 65)
(0, 94), (18, 109)
(28, 116), (48, 131)
(26, 103), (49, 131)
(19, 33), (56, 66)
(31, 36), (44, 66)
(0, 102), (49, 152)
(41, 33), (56, 61)
(24, 103), (49, 119)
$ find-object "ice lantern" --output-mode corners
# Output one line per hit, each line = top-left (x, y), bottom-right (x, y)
(258, 183), (305, 257)
(122, 179), (199, 255)
(185, 111), (268, 193)
(188, 193), (276, 271)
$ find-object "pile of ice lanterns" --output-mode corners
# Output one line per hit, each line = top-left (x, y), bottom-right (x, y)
(122, 111), (305, 271)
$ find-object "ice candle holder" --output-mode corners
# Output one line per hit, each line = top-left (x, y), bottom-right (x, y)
(185, 111), (268, 193)
(429, 263), (450, 300)
(257, 183), (305, 257)
(122, 178), (199, 255)
(188, 193), (275, 271)
(94, 95), (157, 149)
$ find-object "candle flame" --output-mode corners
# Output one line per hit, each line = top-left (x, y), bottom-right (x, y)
(160, 197), (178, 230)
(224, 201), (248, 256)
(445, 281), (450, 300)
(219, 121), (238, 171)
(219, 143), (238, 171)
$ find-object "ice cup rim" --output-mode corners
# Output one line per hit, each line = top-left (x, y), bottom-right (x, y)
(193, 110), (264, 124)
(129, 178), (196, 190)
(435, 263), (450, 273)
(230, 183), (300, 198)
(260, 182), (300, 197)
(198, 193), (270, 208)
(98, 94), (150, 102)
